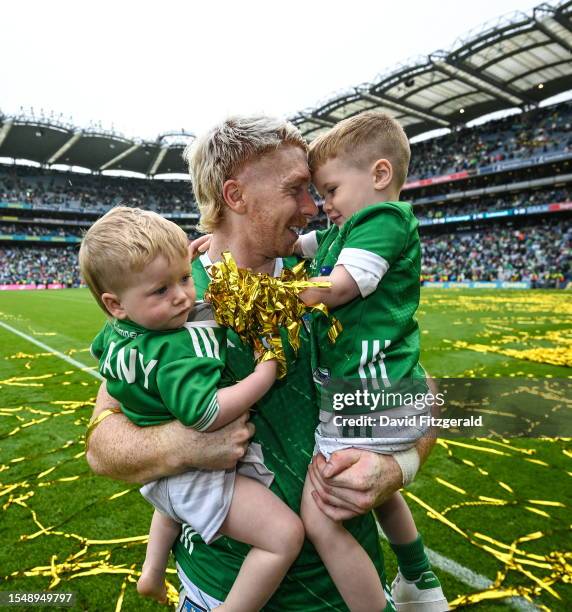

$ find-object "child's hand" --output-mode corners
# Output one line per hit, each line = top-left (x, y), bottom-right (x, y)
(188, 234), (212, 261)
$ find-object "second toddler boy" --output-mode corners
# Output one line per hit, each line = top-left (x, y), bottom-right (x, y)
(296, 111), (448, 612)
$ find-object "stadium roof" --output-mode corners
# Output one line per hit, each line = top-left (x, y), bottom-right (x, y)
(0, 0), (570, 176)
(291, 0), (572, 140)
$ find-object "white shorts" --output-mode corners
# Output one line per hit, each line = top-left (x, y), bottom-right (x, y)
(140, 442), (273, 544)
(315, 401), (431, 459)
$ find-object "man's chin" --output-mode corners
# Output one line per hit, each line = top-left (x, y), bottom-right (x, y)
(283, 236), (298, 257)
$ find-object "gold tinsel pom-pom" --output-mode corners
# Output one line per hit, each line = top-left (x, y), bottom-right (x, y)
(206, 252), (341, 378)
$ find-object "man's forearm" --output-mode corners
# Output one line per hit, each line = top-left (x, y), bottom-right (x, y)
(416, 374), (439, 466)
(416, 429), (436, 466)
(86, 383), (179, 483)
(86, 383), (255, 484)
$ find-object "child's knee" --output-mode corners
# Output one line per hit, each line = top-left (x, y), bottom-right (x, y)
(279, 515), (305, 560)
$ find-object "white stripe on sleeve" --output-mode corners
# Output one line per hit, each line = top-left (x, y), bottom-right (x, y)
(186, 327), (203, 357)
(205, 327), (221, 360)
(336, 247), (389, 297)
(298, 231), (319, 258)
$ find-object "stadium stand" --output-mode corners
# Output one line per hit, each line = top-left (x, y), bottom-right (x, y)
(0, 1), (570, 289)
(0, 101), (571, 288)
(421, 217), (570, 287)
(408, 101), (572, 180)
(0, 246), (81, 288)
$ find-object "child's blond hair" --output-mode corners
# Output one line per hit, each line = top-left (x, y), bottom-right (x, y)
(308, 111), (411, 188)
(79, 206), (189, 313)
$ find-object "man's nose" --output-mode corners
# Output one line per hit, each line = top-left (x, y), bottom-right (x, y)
(300, 189), (318, 218)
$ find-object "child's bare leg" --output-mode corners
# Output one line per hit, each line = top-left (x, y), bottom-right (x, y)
(137, 510), (181, 603)
(374, 491), (417, 545)
(301, 474), (386, 612)
(214, 475), (305, 612)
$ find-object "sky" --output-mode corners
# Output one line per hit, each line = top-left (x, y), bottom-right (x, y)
(0, 0), (557, 142)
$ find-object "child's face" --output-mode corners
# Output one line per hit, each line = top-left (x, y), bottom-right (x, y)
(313, 156), (379, 227)
(117, 254), (195, 330)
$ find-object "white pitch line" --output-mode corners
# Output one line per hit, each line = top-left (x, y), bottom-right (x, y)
(378, 527), (540, 611)
(0, 320), (103, 380)
(426, 548), (539, 611)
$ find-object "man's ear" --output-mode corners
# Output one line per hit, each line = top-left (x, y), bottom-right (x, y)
(222, 179), (247, 214)
(372, 158), (393, 191)
(101, 292), (127, 319)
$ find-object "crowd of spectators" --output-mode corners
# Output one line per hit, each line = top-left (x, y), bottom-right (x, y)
(409, 102), (572, 180)
(1, 102), (571, 288)
(0, 166), (197, 215)
(0, 246), (81, 287)
(417, 186), (571, 221)
(421, 219), (571, 286)
(1, 104), (570, 217)
(1, 219), (568, 287)
(0, 223), (83, 238)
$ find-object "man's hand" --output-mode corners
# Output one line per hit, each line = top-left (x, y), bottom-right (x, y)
(308, 450), (402, 521)
(308, 376), (439, 521)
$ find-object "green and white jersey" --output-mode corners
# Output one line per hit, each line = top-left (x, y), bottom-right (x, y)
(308, 202), (426, 409)
(90, 310), (226, 430)
(173, 254), (386, 611)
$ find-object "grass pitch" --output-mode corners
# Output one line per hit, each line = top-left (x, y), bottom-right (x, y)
(0, 288), (570, 611)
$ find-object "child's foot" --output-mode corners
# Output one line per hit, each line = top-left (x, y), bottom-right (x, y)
(391, 570), (448, 611)
(137, 565), (168, 604)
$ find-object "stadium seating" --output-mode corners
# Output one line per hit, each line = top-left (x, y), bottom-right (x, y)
(1, 101), (570, 288)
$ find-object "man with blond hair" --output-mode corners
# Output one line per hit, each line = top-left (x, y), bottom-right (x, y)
(86, 115), (436, 611)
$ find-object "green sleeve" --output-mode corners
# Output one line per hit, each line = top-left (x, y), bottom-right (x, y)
(90, 324), (109, 360)
(156, 355), (224, 431)
(344, 205), (409, 266)
(315, 228), (329, 246)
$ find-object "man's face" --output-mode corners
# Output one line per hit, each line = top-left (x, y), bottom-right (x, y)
(235, 145), (317, 258)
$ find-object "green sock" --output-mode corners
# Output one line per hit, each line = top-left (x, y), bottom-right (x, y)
(390, 534), (431, 581)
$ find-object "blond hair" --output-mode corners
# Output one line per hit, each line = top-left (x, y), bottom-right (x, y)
(184, 116), (308, 233)
(309, 111), (411, 188)
(79, 206), (189, 313)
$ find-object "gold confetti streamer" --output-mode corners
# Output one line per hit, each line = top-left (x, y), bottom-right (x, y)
(1, 291), (571, 609)
(206, 252), (341, 378)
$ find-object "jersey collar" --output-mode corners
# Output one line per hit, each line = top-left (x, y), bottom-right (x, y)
(111, 318), (147, 336)
(199, 252), (284, 278)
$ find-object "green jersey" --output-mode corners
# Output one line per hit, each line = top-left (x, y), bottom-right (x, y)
(173, 255), (386, 611)
(90, 311), (226, 430)
(309, 202), (426, 409)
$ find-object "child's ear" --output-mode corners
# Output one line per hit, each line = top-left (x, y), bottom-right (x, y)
(101, 292), (127, 319)
(372, 158), (393, 191)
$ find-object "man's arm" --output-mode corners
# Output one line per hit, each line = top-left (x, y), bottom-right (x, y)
(86, 382), (255, 484)
(308, 377), (438, 521)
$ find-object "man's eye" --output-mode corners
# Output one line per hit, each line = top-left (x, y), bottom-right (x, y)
(328, 187), (336, 195)
(181, 275), (190, 284)
(155, 286), (167, 295)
